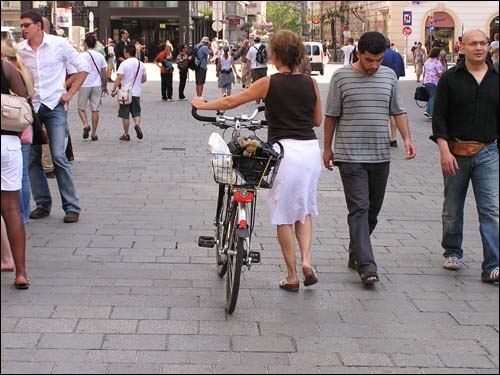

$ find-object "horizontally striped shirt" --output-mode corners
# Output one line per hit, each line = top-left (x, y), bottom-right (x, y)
(325, 65), (406, 163)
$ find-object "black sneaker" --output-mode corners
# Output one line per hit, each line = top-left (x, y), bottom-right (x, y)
(119, 134), (130, 141)
(390, 140), (398, 148)
(30, 207), (50, 219)
(83, 126), (91, 139)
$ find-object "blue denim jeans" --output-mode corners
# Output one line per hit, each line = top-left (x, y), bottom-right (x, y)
(20, 143), (31, 223)
(29, 104), (80, 213)
(424, 83), (437, 116)
(442, 143), (499, 277)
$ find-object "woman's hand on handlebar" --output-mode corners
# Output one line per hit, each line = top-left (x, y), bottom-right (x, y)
(192, 96), (206, 109)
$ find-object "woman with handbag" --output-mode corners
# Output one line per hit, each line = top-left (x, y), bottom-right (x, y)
(423, 47), (446, 120)
(216, 45), (240, 97)
(1, 44), (33, 289)
(1, 39), (35, 224)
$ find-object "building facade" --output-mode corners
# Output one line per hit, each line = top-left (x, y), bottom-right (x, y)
(321, 1), (499, 62)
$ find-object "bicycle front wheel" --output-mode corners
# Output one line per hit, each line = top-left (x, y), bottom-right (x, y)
(215, 185), (230, 277)
(226, 234), (244, 314)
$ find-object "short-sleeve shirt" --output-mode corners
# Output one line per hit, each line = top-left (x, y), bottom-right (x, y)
(246, 43), (267, 70)
(341, 45), (355, 66)
(325, 65), (406, 164)
(196, 44), (212, 70)
(117, 57), (146, 97)
(81, 50), (107, 88)
(423, 58), (445, 85)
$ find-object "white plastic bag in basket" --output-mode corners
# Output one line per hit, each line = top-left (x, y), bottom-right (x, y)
(208, 132), (232, 184)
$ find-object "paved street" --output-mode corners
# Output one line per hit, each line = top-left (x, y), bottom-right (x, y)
(1, 62), (498, 374)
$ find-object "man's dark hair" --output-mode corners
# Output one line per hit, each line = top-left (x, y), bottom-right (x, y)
(357, 32), (386, 55)
(20, 9), (43, 26)
(120, 29), (128, 38)
(85, 34), (96, 48)
(124, 44), (136, 57)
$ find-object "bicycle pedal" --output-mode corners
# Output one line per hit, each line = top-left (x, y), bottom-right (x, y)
(249, 251), (260, 263)
(198, 236), (215, 248)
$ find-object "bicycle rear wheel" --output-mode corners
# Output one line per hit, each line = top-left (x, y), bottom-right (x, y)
(226, 232), (244, 314)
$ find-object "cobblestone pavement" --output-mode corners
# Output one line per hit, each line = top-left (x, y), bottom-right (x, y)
(1, 63), (498, 374)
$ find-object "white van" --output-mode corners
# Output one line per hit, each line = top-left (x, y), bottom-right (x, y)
(1, 26), (23, 42)
(304, 41), (324, 75)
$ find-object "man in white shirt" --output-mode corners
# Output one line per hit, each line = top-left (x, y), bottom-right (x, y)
(246, 36), (268, 103)
(18, 9), (89, 223)
(111, 44), (147, 141)
(341, 38), (355, 66)
(78, 34), (108, 141)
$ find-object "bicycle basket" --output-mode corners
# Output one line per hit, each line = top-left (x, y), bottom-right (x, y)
(210, 150), (281, 189)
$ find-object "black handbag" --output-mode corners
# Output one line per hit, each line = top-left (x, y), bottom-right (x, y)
(414, 85), (429, 107)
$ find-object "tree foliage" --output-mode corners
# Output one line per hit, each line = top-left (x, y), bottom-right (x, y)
(267, 2), (301, 34)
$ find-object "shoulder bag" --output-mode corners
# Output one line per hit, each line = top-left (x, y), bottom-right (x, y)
(1, 90), (33, 132)
(118, 61), (141, 105)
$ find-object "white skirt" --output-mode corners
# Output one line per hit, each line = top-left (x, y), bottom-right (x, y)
(266, 139), (321, 225)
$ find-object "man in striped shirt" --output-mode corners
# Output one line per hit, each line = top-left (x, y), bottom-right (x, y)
(323, 31), (416, 285)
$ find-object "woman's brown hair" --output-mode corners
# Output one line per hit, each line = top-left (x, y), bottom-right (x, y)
(269, 30), (306, 72)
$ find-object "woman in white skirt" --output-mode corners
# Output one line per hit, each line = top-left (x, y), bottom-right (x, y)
(193, 30), (322, 292)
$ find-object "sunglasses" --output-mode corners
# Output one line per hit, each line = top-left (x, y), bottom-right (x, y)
(20, 22), (34, 28)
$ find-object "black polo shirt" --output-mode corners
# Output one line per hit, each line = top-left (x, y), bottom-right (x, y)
(430, 60), (499, 143)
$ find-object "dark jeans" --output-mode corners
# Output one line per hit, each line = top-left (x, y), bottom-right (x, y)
(338, 162), (390, 274)
(161, 72), (173, 99)
(178, 69), (188, 99)
(441, 143), (499, 277)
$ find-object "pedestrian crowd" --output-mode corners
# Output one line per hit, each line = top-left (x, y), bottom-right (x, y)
(1, 8), (498, 292)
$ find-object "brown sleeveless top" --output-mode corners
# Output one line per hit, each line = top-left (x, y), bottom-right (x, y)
(265, 73), (317, 143)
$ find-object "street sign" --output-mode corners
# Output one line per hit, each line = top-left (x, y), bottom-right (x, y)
(402, 26), (412, 37)
(212, 20), (223, 32)
(403, 11), (412, 26)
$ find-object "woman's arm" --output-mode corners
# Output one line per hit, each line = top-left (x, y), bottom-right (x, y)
(311, 79), (322, 127)
(192, 76), (270, 111)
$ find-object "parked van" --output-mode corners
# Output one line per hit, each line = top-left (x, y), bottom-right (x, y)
(303, 41), (324, 75)
(1, 26), (22, 42)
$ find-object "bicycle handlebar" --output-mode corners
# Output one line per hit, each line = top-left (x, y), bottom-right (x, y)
(192, 106), (267, 128)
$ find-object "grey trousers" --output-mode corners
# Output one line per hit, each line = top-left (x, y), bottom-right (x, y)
(338, 162), (390, 274)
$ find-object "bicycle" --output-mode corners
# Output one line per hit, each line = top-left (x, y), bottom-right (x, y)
(192, 106), (283, 314)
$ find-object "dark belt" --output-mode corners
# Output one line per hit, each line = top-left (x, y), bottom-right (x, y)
(1, 130), (21, 136)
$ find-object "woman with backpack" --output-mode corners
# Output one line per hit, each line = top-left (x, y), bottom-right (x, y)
(154, 43), (174, 101)
(216, 45), (240, 97)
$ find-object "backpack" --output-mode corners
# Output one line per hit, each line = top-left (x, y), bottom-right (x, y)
(104, 45), (111, 60)
(254, 44), (267, 64)
(188, 45), (201, 71)
(351, 46), (359, 64)
(162, 58), (173, 72)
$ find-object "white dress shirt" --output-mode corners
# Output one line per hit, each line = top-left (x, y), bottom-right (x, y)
(18, 33), (89, 111)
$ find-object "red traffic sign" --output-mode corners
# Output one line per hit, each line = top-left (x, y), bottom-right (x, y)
(402, 26), (412, 37)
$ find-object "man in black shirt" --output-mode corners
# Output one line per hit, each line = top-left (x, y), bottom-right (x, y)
(431, 29), (499, 283)
(114, 29), (129, 69)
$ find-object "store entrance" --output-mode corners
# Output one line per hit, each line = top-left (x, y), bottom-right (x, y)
(111, 18), (179, 61)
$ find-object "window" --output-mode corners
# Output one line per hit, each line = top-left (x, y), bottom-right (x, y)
(84, 1), (99, 7)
